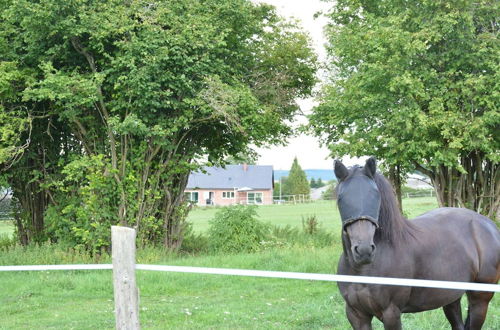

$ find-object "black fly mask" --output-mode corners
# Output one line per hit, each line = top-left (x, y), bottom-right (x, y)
(335, 158), (381, 229)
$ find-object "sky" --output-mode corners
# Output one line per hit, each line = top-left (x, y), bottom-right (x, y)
(252, 0), (363, 170)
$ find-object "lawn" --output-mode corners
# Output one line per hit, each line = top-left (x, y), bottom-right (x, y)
(2, 197), (498, 329)
(0, 220), (14, 237)
(187, 197), (438, 233)
(0, 197), (438, 237)
(0, 247), (498, 329)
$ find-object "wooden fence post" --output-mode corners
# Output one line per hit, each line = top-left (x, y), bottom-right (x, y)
(112, 226), (140, 330)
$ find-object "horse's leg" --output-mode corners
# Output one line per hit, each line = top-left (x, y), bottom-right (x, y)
(345, 305), (373, 330)
(465, 291), (494, 330)
(381, 304), (402, 330)
(443, 298), (464, 330)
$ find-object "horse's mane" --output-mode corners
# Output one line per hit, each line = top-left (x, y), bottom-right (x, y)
(372, 171), (419, 246)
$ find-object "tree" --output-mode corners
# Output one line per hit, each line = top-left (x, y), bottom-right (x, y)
(317, 178), (325, 188)
(321, 182), (336, 200)
(311, 0), (499, 219)
(282, 157), (310, 196)
(0, 0), (317, 250)
(310, 178), (317, 188)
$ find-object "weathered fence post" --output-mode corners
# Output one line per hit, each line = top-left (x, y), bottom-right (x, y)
(112, 226), (140, 330)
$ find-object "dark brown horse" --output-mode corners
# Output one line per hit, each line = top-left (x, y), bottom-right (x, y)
(334, 158), (500, 330)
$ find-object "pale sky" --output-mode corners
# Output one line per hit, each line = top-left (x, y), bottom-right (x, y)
(252, 0), (361, 170)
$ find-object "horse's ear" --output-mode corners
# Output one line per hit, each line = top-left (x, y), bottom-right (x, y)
(364, 157), (377, 178)
(334, 160), (349, 182)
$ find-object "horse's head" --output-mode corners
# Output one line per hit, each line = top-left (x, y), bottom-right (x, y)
(334, 157), (380, 265)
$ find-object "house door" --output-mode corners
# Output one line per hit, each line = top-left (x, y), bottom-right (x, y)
(207, 191), (215, 205)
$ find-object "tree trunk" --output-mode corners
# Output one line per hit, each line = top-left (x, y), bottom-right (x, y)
(12, 180), (47, 245)
(162, 171), (191, 250)
(416, 153), (499, 222)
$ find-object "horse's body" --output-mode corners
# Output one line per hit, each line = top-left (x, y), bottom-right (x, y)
(334, 158), (500, 330)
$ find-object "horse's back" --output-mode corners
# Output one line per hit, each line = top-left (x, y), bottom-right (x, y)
(411, 207), (500, 283)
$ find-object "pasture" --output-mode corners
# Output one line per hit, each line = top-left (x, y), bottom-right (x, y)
(188, 197), (438, 233)
(0, 197), (438, 238)
(0, 220), (13, 236)
(1, 247), (499, 329)
(1, 197), (499, 329)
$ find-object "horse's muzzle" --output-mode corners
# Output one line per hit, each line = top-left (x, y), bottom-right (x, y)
(351, 242), (376, 265)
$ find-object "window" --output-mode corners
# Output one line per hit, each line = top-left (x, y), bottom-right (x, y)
(247, 192), (263, 204)
(222, 191), (235, 199)
(184, 192), (199, 203)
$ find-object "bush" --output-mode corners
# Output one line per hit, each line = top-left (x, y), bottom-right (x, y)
(321, 183), (337, 200)
(180, 223), (209, 255)
(271, 223), (337, 248)
(302, 215), (319, 235)
(0, 233), (16, 251)
(208, 205), (270, 254)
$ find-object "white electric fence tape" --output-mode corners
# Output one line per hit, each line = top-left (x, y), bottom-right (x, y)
(0, 264), (113, 271)
(0, 264), (498, 293)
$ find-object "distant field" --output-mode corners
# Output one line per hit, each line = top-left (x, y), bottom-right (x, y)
(188, 197), (438, 233)
(0, 198), (438, 237)
(0, 220), (14, 237)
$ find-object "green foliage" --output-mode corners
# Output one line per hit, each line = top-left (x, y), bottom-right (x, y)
(310, 178), (326, 188)
(0, 233), (15, 251)
(0, 194), (11, 220)
(270, 224), (337, 249)
(0, 241), (110, 265)
(311, 0), (499, 216)
(0, 0), (317, 249)
(321, 184), (336, 200)
(44, 155), (121, 254)
(282, 157), (310, 196)
(402, 186), (433, 195)
(178, 222), (209, 255)
(302, 214), (319, 235)
(208, 205), (270, 254)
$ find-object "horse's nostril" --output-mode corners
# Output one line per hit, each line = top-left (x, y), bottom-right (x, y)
(371, 244), (376, 253)
(354, 246), (360, 255)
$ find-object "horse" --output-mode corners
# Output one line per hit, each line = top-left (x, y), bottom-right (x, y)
(334, 157), (500, 330)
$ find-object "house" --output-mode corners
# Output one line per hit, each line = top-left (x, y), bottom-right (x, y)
(184, 164), (274, 206)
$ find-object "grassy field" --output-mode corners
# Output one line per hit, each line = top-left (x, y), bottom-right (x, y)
(0, 197), (438, 237)
(0, 246), (498, 329)
(1, 197), (499, 329)
(188, 197), (438, 233)
(0, 220), (13, 237)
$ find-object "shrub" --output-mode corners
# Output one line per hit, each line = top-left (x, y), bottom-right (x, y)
(180, 223), (209, 255)
(208, 205), (270, 254)
(321, 183), (337, 200)
(0, 233), (16, 251)
(271, 223), (337, 248)
(302, 214), (319, 235)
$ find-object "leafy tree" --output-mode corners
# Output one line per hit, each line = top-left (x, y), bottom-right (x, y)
(0, 0), (317, 250)
(310, 178), (317, 188)
(317, 178), (325, 188)
(311, 0), (499, 219)
(321, 182), (336, 200)
(224, 150), (258, 165)
(282, 157), (310, 196)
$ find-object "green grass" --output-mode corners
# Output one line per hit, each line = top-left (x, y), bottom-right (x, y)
(0, 247), (498, 329)
(188, 197), (438, 233)
(3, 197), (498, 329)
(0, 220), (14, 237)
(0, 198), (438, 236)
